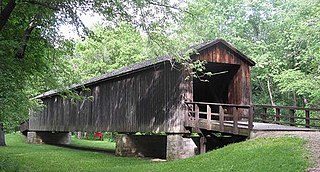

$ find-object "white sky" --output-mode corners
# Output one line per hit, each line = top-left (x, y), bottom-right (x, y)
(59, 12), (104, 39)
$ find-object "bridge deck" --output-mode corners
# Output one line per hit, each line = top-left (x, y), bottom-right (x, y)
(252, 122), (318, 131)
(185, 102), (320, 137)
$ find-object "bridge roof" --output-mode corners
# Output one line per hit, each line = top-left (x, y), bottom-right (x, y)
(35, 39), (255, 99)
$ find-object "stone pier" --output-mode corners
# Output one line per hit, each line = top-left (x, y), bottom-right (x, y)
(27, 131), (71, 145)
(115, 134), (199, 160)
(166, 134), (198, 160)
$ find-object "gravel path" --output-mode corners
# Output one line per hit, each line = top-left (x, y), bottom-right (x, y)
(252, 131), (320, 172)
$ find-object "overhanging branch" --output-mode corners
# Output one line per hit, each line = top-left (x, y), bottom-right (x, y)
(15, 14), (40, 59)
(0, 0), (16, 31)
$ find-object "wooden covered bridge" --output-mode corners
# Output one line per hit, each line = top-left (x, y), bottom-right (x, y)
(25, 39), (320, 160)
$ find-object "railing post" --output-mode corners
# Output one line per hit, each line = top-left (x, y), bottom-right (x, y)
(289, 109), (295, 126)
(249, 106), (254, 131)
(195, 104), (199, 121)
(219, 106), (225, 132)
(261, 107), (267, 122)
(275, 108), (280, 124)
(305, 110), (310, 128)
(206, 105), (211, 120)
(233, 107), (239, 134)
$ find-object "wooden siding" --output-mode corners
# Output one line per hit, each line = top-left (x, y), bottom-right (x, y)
(29, 40), (253, 134)
(196, 44), (252, 106)
(195, 43), (252, 119)
(29, 62), (192, 133)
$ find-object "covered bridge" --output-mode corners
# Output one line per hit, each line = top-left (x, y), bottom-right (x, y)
(27, 39), (256, 160)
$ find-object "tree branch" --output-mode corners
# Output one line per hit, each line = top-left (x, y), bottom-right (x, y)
(0, 0), (16, 31)
(15, 14), (40, 59)
(24, 0), (59, 11)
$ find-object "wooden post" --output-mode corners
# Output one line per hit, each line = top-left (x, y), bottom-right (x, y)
(219, 106), (225, 132)
(248, 106), (254, 130)
(305, 110), (310, 128)
(206, 105), (211, 129)
(195, 104), (199, 121)
(289, 109), (295, 126)
(262, 107), (267, 122)
(233, 107), (239, 134)
(275, 108), (280, 124)
(199, 136), (206, 154)
(206, 105), (211, 120)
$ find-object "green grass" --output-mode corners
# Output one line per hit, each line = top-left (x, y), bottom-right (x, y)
(70, 136), (116, 150)
(0, 133), (309, 172)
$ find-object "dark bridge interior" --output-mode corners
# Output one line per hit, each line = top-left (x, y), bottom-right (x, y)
(193, 62), (240, 113)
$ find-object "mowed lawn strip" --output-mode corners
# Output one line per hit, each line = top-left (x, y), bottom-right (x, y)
(0, 133), (309, 172)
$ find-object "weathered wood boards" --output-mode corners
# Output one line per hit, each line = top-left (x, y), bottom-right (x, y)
(29, 39), (255, 135)
(30, 62), (191, 133)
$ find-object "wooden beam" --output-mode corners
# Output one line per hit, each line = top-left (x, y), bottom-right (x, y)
(233, 107), (239, 134)
(219, 106), (224, 132)
(206, 105), (211, 120)
(249, 106), (254, 131)
(206, 105), (211, 130)
(275, 108), (280, 124)
(305, 110), (310, 128)
(199, 136), (206, 154)
(289, 109), (295, 126)
(195, 104), (199, 121)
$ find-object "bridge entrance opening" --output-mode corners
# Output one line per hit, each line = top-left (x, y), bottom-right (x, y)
(193, 62), (240, 113)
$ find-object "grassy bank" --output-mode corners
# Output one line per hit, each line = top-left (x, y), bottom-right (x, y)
(0, 133), (309, 172)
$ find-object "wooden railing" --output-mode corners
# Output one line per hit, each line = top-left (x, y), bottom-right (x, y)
(253, 105), (320, 129)
(185, 102), (253, 135)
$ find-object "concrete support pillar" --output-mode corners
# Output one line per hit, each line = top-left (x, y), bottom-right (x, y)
(27, 131), (71, 145)
(166, 134), (198, 160)
(115, 134), (167, 159)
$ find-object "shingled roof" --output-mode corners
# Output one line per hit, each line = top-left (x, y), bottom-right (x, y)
(35, 39), (255, 99)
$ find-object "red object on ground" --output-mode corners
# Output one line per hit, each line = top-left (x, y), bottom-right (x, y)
(94, 132), (103, 141)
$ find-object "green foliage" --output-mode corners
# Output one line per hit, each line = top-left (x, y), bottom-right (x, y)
(0, 133), (309, 172)
(70, 23), (148, 81)
(179, 0), (320, 106)
(0, 0), (181, 130)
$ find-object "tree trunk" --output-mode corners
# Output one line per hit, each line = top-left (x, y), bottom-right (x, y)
(0, 0), (16, 31)
(0, 122), (6, 146)
(77, 132), (82, 139)
(293, 92), (297, 106)
(267, 77), (276, 106)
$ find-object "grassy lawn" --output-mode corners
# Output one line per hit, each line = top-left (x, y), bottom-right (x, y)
(0, 133), (309, 172)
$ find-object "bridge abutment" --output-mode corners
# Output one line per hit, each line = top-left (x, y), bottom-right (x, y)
(115, 134), (198, 160)
(166, 134), (198, 160)
(27, 131), (71, 145)
(115, 134), (167, 159)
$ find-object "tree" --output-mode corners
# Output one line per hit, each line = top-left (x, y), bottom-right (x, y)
(177, 0), (320, 107)
(0, 0), (182, 146)
(70, 23), (149, 81)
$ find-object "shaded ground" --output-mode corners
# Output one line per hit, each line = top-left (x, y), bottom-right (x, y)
(54, 144), (115, 154)
(252, 131), (320, 171)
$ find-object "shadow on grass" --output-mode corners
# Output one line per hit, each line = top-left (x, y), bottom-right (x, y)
(51, 144), (115, 154)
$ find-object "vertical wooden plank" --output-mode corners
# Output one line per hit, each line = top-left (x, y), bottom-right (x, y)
(275, 108), (280, 124)
(199, 136), (206, 154)
(206, 105), (211, 120)
(289, 109), (295, 126)
(206, 105), (211, 129)
(219, 106), (225, 132)
(262, 107), (267, 122)
(233, 107), (239, 134)
(248, 106), (254, 131)
(195, 104), (199, 121)
(305, 110), (310, 128)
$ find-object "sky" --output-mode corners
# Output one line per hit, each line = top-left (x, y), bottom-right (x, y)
(59, 12), (104, 39)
